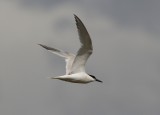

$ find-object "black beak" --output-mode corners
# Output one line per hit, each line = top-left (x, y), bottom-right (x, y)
(89, 74), (102, 83)
(95, 79), (103, 83)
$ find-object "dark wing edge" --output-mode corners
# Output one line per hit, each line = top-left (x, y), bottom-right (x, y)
(74, 14), (93, 53)
(70, 14), (93, 74)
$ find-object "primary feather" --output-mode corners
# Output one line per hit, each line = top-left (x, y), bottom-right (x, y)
(70, 14), (93, 74)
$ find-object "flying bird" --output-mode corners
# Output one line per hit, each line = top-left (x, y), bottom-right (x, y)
(39, 14), (102, 83)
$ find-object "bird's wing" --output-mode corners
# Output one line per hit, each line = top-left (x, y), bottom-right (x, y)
(39, 44), (75, 75)
(70, 15), (93, 74)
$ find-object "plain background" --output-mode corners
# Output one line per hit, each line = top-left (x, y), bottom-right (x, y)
(1, 0), (160, 115)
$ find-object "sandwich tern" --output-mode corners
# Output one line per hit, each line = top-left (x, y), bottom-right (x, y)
(39, 14), (102, 83)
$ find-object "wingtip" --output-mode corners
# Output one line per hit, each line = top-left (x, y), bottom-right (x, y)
(38, 44), (49, 50)
(38, 44), (42, 46)
(38, 44), (45, 48)
(73, 14), (77, 17)
(73, 14), (79, 21)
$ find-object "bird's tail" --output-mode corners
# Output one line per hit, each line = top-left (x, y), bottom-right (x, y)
(48, 75), (68, 80)
(48, 76), (60, 79)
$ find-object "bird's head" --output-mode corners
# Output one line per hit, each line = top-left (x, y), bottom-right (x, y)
(89, 74), (103, 83)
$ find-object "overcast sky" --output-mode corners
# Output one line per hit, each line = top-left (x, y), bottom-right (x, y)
(1, 0), (160, 115)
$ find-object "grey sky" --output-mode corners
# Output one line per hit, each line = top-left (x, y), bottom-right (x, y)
(0, 0), (160, 115)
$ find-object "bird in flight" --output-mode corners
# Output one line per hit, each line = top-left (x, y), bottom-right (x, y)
(39, 14), (102, 84)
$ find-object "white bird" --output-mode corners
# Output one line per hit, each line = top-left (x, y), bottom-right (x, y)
(39, 14), (102, 83)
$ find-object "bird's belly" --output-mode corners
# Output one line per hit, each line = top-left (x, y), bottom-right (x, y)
(61, 78), (91, 84)
(60, 73), (93, 83)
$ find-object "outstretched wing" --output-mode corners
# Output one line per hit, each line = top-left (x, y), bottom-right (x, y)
(39, 44), (75, 75)
(70, 15), (93, 74)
